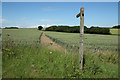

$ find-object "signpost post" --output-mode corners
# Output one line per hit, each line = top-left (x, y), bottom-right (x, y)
(76, 7), (84, 71)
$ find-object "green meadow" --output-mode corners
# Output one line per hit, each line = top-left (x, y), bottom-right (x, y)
(2, 29), (118, 78)
(110, 29), (120, 35)
(45, 31), (118, 51)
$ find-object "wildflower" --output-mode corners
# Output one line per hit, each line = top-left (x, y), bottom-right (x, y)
(73, 45), (74, 47)
(33, 69), (36, 72)
(50, 52), (52, 54)
(31, 64), (34, 67)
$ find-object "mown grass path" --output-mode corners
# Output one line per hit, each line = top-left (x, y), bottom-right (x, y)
(40, 32), (66, 53)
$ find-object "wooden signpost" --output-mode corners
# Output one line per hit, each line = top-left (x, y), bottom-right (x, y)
(76, 7), (84, 71)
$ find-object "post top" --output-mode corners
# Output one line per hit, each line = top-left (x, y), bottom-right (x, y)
(81, 7), (84, 9)
(76, 7), (84, 18)
(81, 7), (84, 12)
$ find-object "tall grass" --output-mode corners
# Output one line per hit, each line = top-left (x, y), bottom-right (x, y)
(2, 38), (118, 78)
(2, 29), (118, 78)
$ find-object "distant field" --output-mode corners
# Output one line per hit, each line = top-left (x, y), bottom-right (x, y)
(110, 29), (120, 35)
(45, 31), (118, 51)
(2, 28), (42, 44)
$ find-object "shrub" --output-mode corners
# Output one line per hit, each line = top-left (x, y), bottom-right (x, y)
(38, 26), (43, 30)
(86, 27), (110, 34)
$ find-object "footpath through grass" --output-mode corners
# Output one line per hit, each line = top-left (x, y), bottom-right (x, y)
(2, 29), (118, 78)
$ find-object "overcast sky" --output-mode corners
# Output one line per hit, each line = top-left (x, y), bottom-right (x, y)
(2, 2), (119, 28)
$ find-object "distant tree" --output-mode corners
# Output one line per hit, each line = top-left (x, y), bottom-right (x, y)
(4, 27), (18, 29)
(38, 26), (43, 30)
(112, 25), (120, 29)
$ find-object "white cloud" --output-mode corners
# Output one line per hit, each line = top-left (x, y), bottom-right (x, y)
(41, 24), (51, 28)
(30, 24), (51, 28)
(40, 19), (53, 22)
(5, 26), (19, 27)
(2, 25), (19, 28)
(30, 25), (40, 28)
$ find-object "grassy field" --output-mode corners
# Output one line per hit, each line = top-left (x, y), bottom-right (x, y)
(2, 28), (42, 44)
(110, 29), (120, 35)
(45, 31), (118, 51)
(2, 28), (118, 78)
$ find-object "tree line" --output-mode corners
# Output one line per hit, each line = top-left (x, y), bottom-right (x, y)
(45, 25), (111, 34)
(112, 25), (120, 29)
(4, 27), (19, 29)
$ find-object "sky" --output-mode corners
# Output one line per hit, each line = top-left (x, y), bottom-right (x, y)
(2, 2), (118, 28)
(1, 0), (120, 2)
